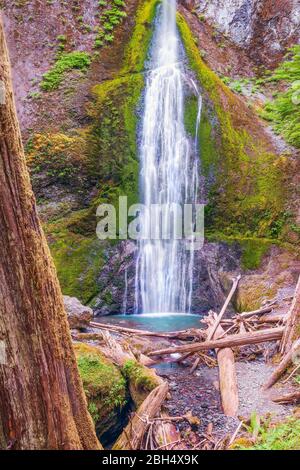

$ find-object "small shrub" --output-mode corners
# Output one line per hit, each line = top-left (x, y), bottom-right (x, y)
(40, 51), (91, 91)
(262, 45), (300, 148)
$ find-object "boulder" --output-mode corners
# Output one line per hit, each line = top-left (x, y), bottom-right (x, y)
(63, 295), (93, 330)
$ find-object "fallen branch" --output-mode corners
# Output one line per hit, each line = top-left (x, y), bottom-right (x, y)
(90, 321), (205, 341)
(238, 295), (293, 319)
(272, 391), (300, 405)
(282, 363), (300, 384)
(191, 276), (241, 373)
(148, 327), (284, 357)
(113, 383), (169, 450)
(206, 275), (241, 341)
(263, 338), (300, 390)
(280, 275), (300, 354)
(228, 421), (244, 447)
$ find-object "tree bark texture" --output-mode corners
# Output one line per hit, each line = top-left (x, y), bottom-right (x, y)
(0, 17), (101, 450)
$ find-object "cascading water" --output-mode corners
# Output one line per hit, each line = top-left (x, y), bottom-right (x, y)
(134, 0), (201, 314)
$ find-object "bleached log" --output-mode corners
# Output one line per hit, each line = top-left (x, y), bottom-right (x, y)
(206, 275), (241, 341)
(280, 275), (300, 354)
(263, 338), (300, 390)
(203, 312), (239, 417)
(90, 321), (205, 340)
(148, 327), (284, 357)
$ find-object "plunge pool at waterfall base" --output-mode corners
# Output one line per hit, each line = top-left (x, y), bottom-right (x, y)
(93, 313), (203, 333)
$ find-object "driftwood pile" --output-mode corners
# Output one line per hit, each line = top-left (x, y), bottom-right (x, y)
(88, 274), (300, 449)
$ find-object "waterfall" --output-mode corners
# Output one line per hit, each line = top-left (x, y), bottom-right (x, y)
(134, 0), (201, 314)
(122, 267), (128, 315)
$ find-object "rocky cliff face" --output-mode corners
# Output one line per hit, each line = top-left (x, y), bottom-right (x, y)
(93, 240), (242, 316)
(2, 0), (299, 314)
(195, 0), (300, 67)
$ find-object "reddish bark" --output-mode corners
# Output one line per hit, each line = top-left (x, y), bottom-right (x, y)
(0, 17), (101, 450)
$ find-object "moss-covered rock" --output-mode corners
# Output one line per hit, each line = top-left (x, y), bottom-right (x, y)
(74, 343), (128, 443)
(122, 359), (160, 407)
(177, 13), (291, 244)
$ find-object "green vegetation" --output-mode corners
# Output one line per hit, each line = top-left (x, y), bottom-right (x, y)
(74, 343), (127, 434)
(239, 238), (273, 270)
(198, 110), (218, 177)
(40, 51), (91, 91)
(30, 0), (160, 301)
(232, 415), (300, 450)
(123, 359), (159, 406)
(94, 0), (127, 49)
(177, 13), (289, 245)
(184, 95), (199, 138)
(87, 0), (160, 210)
(262, 45), (300, 148)
(44, 212), (104, 304)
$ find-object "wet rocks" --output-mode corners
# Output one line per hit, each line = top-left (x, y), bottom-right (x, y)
(93, 240), (242, 316)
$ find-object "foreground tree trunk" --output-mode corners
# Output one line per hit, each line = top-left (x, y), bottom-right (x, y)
(0, 17), (101, 450)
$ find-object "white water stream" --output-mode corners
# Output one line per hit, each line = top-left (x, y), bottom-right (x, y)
(134, 0), (201, 314)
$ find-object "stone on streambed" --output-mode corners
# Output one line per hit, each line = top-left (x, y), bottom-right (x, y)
(63, 295), (93, 330)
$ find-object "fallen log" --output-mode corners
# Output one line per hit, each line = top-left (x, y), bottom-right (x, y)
(190, 275), (240, 370)
(100, 330), (164, 406)
(148, 327), (284, 357)
(280, 275), (300, 354)
(272, 391), (300, 405)
(263, 338), (300, 390)
(113, 383), (169, 450)
(90, 321), (205, 341)
(206, 275), (241, 341)
(203, 312), (239, 417)
(222, 314), (286, 325)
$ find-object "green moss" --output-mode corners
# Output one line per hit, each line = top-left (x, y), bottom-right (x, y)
(240, 238), (273, 270)
(177, 14), (288, 242)
(26, 133), (89, 186)
(87, 0), (160, 207)
(198, 110), (219, 177)
(121, 0), (160, 75)
(206, 232), (274, 270)
(40, 51), (91, 91)
(122, 359), (159, 406)
(184, 95), (199, 138)
(89, 74), (143, 206)
(74, 343), (127, 432)
(45, 211), (104, 304)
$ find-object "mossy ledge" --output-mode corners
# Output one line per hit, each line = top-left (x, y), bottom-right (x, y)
(122, 359), (160, 407)
(74, 343), (128, 443)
